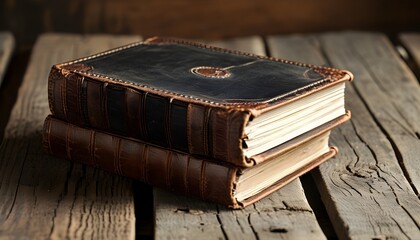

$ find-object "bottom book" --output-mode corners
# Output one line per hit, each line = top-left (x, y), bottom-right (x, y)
(42, 115), (348, 209)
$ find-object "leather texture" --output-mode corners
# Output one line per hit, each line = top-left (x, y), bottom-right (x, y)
(48, 37), (353, 167)
(43, 115), (338, 209)
(80, 43), (325, 104)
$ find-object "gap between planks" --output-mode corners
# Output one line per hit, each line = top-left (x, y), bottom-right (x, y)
(267, 31), (420, 240)
(0, 34), (142, 240)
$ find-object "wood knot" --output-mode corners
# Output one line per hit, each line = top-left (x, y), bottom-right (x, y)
(269, 226), (288, 233)
(175, 208), (204, 215)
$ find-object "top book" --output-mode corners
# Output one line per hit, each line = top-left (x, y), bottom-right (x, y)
(48, 37), (353, 167)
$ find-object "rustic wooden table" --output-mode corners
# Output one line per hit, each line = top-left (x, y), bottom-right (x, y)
(0, 32), (419, 239)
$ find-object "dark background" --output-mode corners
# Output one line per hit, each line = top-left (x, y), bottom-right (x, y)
(2, 0), (420, 50)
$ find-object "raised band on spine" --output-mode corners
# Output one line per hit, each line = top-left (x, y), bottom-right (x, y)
(106, 84), (127, 134)
(170, 99), (189, 152)
(145, 94), (169, 147)
(65, 73), (84, 125)
(86, 79), (107, 129)
(187, 104), (207, 155)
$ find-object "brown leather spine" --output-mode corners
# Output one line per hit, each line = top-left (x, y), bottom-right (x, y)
(48, 69), (248, 166)
(187, 103), (212, 156)
(209, 108), (229, 161)
(85, 79), (107, 129)
(43, 115), (236, 206)
(125, 88), (146, 140)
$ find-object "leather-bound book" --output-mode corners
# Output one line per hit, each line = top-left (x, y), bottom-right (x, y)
(48, 37), (353, 167)
(43, 115), (349, 209)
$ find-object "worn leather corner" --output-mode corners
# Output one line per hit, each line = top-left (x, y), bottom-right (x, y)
(60, 63), (94, 73)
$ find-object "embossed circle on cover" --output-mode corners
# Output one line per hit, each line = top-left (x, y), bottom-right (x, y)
(191, 66), (232, 79)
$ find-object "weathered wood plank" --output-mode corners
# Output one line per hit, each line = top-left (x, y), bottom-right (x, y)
(0, 34), (141, 239)
(399, 33), (420, 81)
(0, 32), (14, 86)
(155, 180), (326, 240)
(154, 36), (326, 240)
(319, 32), (420, 194)
(268, 32), (420, 239)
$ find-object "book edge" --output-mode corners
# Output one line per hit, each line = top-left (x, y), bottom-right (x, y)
(233, 147), (338, 209)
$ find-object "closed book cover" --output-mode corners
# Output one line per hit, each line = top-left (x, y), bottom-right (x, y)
(42, 115), (349, 209)
(48, 37), (353, 167)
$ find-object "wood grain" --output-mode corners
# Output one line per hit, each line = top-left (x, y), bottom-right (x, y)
(0, 34), (141, 239)
(155, 180), (326, 240)
(154, 36), (326, 240)
(0, 32), (14, 86)
(268, 32), (420, 239)
(319, 32), (420, 194)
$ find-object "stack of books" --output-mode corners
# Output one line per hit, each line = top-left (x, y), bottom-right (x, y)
(42, 37), (353, 209)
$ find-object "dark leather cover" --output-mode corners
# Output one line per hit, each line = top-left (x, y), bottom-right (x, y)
(43, 115), (349, 209)
(48, 37), (353, 167)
